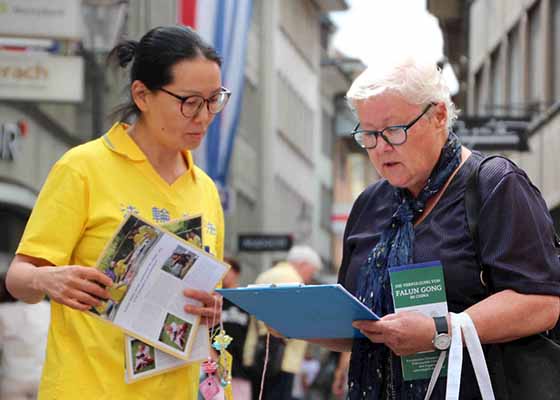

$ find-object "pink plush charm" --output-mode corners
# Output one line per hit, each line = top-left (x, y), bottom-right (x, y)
(199, 375), (220, 400)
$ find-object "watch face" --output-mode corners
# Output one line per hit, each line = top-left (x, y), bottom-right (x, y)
(434, 334), (451, 350)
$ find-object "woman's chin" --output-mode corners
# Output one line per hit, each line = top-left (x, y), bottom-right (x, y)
(181, 137), (203, 151)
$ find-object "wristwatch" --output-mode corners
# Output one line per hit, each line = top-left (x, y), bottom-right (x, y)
(432, 316), (451, 351)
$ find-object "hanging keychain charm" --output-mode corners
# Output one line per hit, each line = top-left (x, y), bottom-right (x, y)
(200, 358), (220, 400)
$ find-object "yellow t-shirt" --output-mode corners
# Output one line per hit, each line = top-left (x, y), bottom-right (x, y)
(17, 122), (224, 400)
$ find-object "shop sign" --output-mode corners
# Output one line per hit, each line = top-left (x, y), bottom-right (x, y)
(0, 0), (82, 39)
(238, 234), (293, 252)
(0, 119), (27, 162)
(454, 116), (530, 152)
(0, 52), (84, 102)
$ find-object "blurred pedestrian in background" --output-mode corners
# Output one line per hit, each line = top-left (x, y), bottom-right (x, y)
(221, 257), (252, 400)
(0, 272), (50, 400)
(292, 348), (320, 400)
(244, 245), (322, 400)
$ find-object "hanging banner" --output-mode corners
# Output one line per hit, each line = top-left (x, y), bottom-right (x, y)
(177, 0), (253, 188)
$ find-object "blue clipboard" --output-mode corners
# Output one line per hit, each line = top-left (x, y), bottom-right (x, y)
(217, 284), (379, 339)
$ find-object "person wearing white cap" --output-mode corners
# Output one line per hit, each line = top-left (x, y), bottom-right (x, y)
(285, 245), (323, 284)
(243, 245), (322, 400)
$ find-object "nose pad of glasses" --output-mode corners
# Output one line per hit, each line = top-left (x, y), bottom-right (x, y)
(192, 101), (211, 120)
(376, 133), (395, 150)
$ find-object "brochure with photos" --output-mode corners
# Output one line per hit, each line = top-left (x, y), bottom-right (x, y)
(90, 213), (228, 361)
(123, 215), (212, 382)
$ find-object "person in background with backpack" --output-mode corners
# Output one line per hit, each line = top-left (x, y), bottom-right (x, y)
(243, 245), (322, 400)
(310, 56), (560, 400)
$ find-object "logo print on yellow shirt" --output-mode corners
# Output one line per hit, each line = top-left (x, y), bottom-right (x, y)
(152, 207), (170, 224)
(120, 204), (139, 217)
(206, 222), (217, 236)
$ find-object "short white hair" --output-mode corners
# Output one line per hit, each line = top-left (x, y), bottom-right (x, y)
(287, 245), (322, 270)
(346, 57), (458, 129)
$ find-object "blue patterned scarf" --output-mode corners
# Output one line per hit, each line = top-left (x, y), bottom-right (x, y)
(348, 132), (462, 400)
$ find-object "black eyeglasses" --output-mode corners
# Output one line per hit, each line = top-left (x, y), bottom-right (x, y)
(159, 87), (232, 118)
(351, 103), (435, 149)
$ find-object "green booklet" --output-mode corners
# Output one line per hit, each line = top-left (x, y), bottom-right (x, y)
(389, 261), (448, 381)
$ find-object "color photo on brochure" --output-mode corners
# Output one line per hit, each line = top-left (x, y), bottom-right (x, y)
(124, 322), (210, 383)
(163, 215), (204, 249)
(90, 214), (228, 360)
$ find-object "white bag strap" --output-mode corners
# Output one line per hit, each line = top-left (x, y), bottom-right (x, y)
(445, 313), (495, 400)
(424, 350), (447, 400)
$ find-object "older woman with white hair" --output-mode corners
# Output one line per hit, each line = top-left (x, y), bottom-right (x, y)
(317, 58), (560, 400)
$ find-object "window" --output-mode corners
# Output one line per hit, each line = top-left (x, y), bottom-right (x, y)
(489, 48), (504, 115)
(507, 26), (523, 116)
(527, 4), (542, 114)
(273, 177), (313, 242)
(277, 73), (314, 162)
(279, 0), (320, 67)
(473, 68), (484, 116)
(321, 111), (334, 159)
(320, 184), (333, 232)
(552, 0), (560, 102)
(237, 79), (260, 150)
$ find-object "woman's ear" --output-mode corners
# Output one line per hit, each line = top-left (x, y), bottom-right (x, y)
(433, 102), (448, 129)
(131, 80), (151, 113)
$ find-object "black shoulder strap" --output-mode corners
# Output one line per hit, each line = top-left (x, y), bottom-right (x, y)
(465, 155), (560, 291)
(466, 155), (560, 339)
(464, 155), (510, 291)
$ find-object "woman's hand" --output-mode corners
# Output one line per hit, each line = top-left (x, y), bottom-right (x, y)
(332, 366), (347, 398)
(35, 265), (113, 311)
(183, 289), (222, 327)
(332, 351), (351, 398)
(353, 311), (436, 356)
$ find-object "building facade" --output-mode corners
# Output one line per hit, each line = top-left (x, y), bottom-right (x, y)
(0, 0), (350, 282)
(0, 0), (89, 274)
(223, 0), (349, 281)
(430, 0), (560, 231)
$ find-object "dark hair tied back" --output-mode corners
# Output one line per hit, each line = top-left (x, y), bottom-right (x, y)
(111, 40), (139, 68)
(108, 26), (221, 122)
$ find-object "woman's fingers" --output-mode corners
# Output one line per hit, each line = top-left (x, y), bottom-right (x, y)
(79, 267), (114, 289)
(183, 289), (222, 326)
(68, 288), (104, 308)
(74, 277), (111, 300)
(37, 265), (114, 311)
(354, 320), (386, 343)
(183, 288), (219, 305)
(64, 298), (93, 311)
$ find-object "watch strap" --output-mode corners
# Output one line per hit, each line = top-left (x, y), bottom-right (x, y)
(434, 315), (448, 334)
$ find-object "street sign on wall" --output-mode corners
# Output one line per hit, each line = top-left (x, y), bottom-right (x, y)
(454, 116), (530, 152)
(238, 234), (293, 252)
(0, 52), (84, 102)
(0, 119), (27, 161)
(0, 0), (82, 39)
